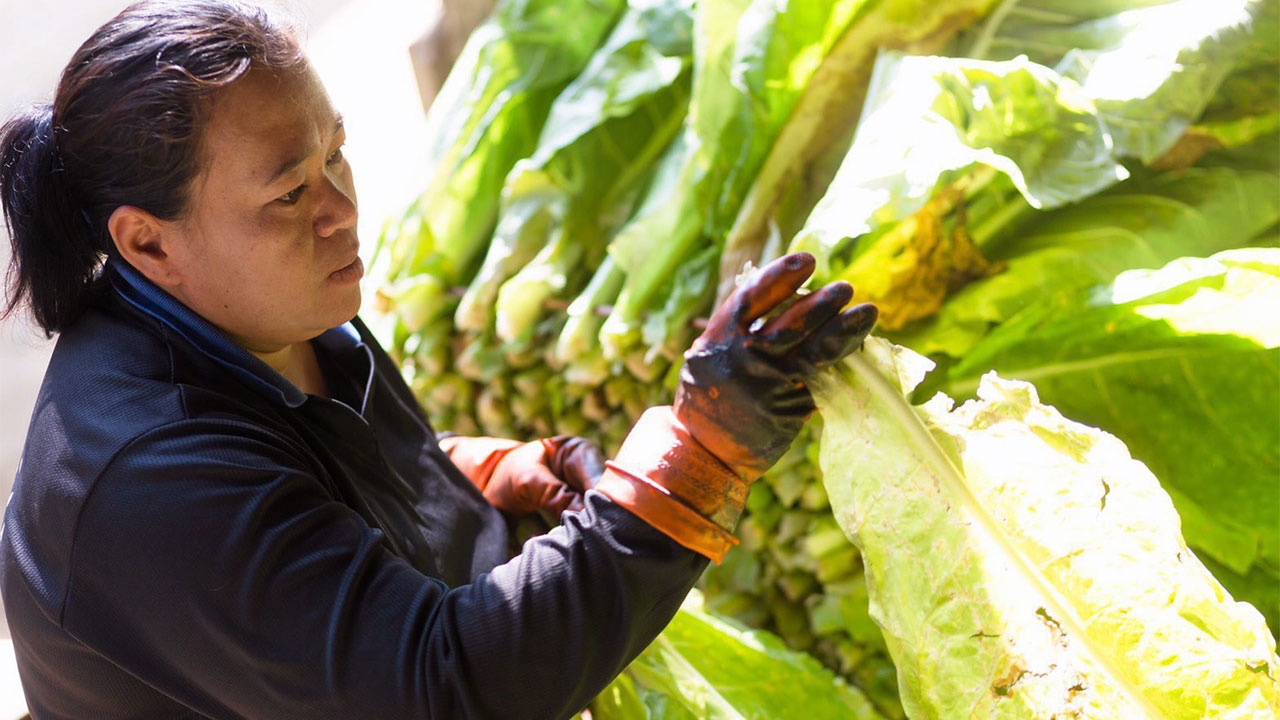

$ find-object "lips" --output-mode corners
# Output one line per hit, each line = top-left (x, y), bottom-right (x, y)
(328, 254), (364, 283)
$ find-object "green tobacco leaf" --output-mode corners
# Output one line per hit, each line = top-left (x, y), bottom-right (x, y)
(401, 0), (626, 284)
(554, 251), (624, 379)
(971, 0), (1227, 67)
(604, 0), (1001, 357)
(790, 50), (1125, 281)
(597, 0), (746, 360)
(894, 163), (1280, 358)
(526, 0), (694, 169)
(942, 249), (1280, 632)
(454, 184), (562, 333)
(1201, 0), (1278, 122)
(790, 0), (1270, 334)
(593, 595), (885, 720)
(698, 0), (868, 237)
(1187, 0), (1280, 155)
(968, 0), (1260, 163)
(599, 129), (702, 360)
(1053, 0), (1258, 163)
(811, 337), (1280, 718)
(484, 0), (695, 342)
(602, 0), (876, 359)
(717, 0), (1001, 299)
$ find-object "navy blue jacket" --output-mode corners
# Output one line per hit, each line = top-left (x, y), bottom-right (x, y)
(0, 261), (706, 719)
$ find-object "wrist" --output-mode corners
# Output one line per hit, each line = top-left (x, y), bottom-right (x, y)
(595, 407), (749, 563)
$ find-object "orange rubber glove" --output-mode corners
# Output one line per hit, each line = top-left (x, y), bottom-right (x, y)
(596, 253), (877, 562)
(439, 435), (605, 519)
(673, 252), (877, 482)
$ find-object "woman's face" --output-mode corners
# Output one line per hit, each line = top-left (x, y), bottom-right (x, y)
(162, 61), (360, 354)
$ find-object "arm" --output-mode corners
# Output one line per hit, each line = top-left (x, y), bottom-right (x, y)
(65, 419), (704, 720)
(64, 253), (871, 719)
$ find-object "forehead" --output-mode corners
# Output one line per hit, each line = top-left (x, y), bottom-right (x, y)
(199, 63), (337, 183)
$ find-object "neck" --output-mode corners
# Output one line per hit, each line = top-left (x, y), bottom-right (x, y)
(252, 341), (329, 397)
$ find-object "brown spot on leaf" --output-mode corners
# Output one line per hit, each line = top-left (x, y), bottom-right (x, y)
(1151, 129), (1223, 171)
(992, 665), (1027, 698)
(842, 184), (1005, 330)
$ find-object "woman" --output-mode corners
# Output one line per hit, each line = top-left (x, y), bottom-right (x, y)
(0, 1), (876, 718)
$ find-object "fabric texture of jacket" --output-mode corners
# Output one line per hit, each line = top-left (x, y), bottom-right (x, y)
(0, 260), (706, 719)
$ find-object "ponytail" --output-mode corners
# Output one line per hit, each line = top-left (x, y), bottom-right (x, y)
(1, 105), (107, 335)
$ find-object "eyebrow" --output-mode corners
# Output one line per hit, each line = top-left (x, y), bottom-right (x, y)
(263, 114), (345, 187)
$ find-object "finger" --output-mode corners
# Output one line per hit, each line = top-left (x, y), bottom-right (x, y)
(544, 437), (605, 492)
(517, 465), (577, 516)
(755, 281), (853, 354)
(791, 303), (878, 375)
(717, 253), (816, 333)
(563, 441), (606, 492)
(539, 484), (579, 517)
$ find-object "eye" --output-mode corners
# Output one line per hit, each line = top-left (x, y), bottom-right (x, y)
(326, 146), (345, 165)
(279, 184), (307, 205)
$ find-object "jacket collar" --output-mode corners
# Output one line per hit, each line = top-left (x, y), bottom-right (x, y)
(107, 259), (364, 410)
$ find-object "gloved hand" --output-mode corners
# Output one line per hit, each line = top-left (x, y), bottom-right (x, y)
(487, 436), (606, 517)
(595, 253), (877, 563)
(440, 435), (606, 519)
(674, 252), (877, 482)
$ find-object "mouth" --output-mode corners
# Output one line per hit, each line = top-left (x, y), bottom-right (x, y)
(329, 255), (364, 284)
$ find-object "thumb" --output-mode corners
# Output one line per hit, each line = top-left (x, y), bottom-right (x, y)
(546, 436), (606, 493)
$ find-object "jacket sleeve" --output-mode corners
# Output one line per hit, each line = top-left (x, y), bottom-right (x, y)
(62, 417), (707, 719)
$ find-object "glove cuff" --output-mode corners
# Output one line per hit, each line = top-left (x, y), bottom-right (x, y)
(595, 407), (748, 563)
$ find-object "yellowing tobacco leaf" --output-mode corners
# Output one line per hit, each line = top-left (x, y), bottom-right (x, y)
(810, 337), (1280, 718)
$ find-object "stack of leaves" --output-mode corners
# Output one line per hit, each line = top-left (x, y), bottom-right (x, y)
(790, 0), (1280, 645)
(375, 0), (1006, 450)
(373, 0), (1279, 714)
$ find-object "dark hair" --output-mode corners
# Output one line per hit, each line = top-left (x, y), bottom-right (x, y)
(0, 0), (304, 335)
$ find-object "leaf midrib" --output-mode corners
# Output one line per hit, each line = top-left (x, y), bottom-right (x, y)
(846, 350), (1164, 717)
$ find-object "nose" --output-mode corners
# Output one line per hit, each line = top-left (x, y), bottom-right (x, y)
(315, 166), (358, 238)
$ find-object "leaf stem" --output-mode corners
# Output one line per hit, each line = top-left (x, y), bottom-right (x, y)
(965, 0), (1024, 60)
(968, 191), (1033, 251)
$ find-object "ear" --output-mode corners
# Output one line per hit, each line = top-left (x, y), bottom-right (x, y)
(108, 205), (182, 290)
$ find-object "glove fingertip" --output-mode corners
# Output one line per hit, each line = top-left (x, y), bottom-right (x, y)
(828, 280), (854, 302)
(788, 302), (879, 373)
(843, 302), (878, 336)
(733, 253), (818, 324)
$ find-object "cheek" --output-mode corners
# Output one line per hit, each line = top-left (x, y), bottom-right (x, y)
(187, 224), (306, 304)
(239, 239), (316, 298)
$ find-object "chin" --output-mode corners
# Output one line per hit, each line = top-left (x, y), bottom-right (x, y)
(307, 285), (364, 336)
(333, 285), (363, 324)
